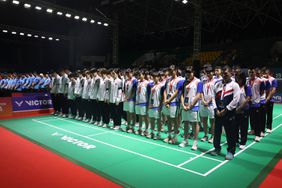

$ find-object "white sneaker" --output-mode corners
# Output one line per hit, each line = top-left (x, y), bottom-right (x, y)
(85, 119), (90, 123)
(102, 124), (108, 128)
(98, 122), (103, 127)
(248, 130), (255, 135)
(260, 132), (265, 137)
(127, 129), (133, 133)
(62, 114), (67, 118)
(255, 136), (261, 142)
(239, 145), (246, 150)
(77, 117), (82, 121)
(163, 136), (171, 143)
(191, 141), (198, 151)
(179, 140), (188, 148)
(68, 115), (73, 119)
(201, 136), (208, 142)
(89, 120), (93, 124)
(266, 129), (272, 133)
(208, 137), (214, 143)
(113, 126), (120, 130)
(154, 133), (161, 140)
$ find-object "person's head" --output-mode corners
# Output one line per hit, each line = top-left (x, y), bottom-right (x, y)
(126, 68), (133, 79)
(169, 65), (177, 77)
(233, 65), (241, 76)
(255, 67), (261, 77)
(248, 68), (256, 80)
(222, 65), (232, 82)
(265, 68), (272, 77)
(152, 71), (161, 83)
(185, 66), (194, 81)
(205, 66), (214, 80)
(236, 72), (247, 87)
(214, 66), (222, 77)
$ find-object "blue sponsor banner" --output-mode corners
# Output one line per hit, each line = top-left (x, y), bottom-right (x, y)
(12, 92), (53, 112)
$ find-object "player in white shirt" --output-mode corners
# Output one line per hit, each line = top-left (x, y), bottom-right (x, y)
(109, 69), (123, 130)
(123, 69), (138, 133)
(135, 70), (150, 136)
(67, 74), (77, 118)
(147, 71), (164, 140)
(163, 65), (185, 144)
(179, 66), (203, 150)
(74, 71), (83, 120)
(199, 66), (216, 144)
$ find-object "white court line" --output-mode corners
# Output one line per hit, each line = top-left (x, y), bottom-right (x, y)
(177, 142), (227, 167)
(32, 119), (205, 176)
(86, 131), (111, 137)
(55, 117), (223, 163)
(273, 114), (282, 120)
(203, 122), (282, 176)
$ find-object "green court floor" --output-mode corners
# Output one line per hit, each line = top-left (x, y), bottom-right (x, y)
(1, 105), (282, 188)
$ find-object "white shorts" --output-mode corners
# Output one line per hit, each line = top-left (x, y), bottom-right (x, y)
(148, 108), (160, 119)
(182, 110), (199, 122)
(135, 105), (147, 115)
(123, 101), (135, 113)
(199, 104), (215, 119)
(162, 105), (178, 118)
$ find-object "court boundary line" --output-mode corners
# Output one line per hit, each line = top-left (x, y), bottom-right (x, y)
(54, 117), (224, 163)
(32, 119), (206, 176)
(87, 131), (111, 137)
(203, 122), (282, 176)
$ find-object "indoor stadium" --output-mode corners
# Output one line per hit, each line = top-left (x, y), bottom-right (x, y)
(0, 0), (282, 188)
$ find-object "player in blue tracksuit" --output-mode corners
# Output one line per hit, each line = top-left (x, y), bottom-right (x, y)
(211, 65), (240, 160)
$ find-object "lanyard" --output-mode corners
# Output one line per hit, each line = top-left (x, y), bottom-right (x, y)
(169, 77), (178, 93)
(185, 78), (197, 96)
(152, 82), (160, 95)
(205, 79), (213, 95)
(138, 80), (147, 94)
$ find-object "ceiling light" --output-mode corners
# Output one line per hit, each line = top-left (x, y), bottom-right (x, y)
(90, 19), (95, 24)
(104, 23), (109, 26)
(34, 35), (38, 38)
(82, 17), (87, 22)
(41, 36), (46, 39)
(27, 34), (32, 37)
(46, 8), (53, 13)
(35, 6), (42, 10)
(55, 38), (60, 41)
(2, 30), (8, 33)
(57, 11), (63, 16)
(11, 31), (17, 34)
(12, 0), (20, 5)
(74, 15), (80, 20)
(20, 32), (25, 36)
(48, 37), (53, 40)
(182, 0), (188, 4)
(24, 3), (31, 8)
(65, 13), (71, 18)
(97, 22), (102, 25)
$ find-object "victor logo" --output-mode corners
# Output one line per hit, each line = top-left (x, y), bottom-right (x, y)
(15, 101), (24, 107)
(25, 99), (52, 106)
(51, 132), (96, 150)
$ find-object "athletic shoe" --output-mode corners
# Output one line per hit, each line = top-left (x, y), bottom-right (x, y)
(266, 129), (272, 133)
(169, 137), (178, 144)
(97, 122), (103, 127)
(179, 140), (188, 148)
(127, 129), (133, 133)
(113, 126), (120, 130)
(225, 152), (234, 160)
(77, 117), (82, 121)
(102, 124), (108, 128)
(260, 132), (265, 137)
(154, 133), (161, 140)
(52, 112), (57, 116)
(146, 133), (154, 139)
(210, 149), (221, 156)
(254, 136), (261, 142)
(239, 145), (246, 150)
(68, 115), (73, 119)
(163, 136), (171, 143)
(62, 114), (67, 118)
(208, 136), (214, 144)
(201, 136), (208, 142)
(89, 120), (93, 124)
(85, 119), (90, 123)
(58, 113), (63, 117)
(248, 130), (255, 135)
(135, 129), (142, 135)
(142, 130), (149, 137)
(191, 141), (198, 151)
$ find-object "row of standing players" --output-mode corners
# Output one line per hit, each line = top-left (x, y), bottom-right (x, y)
(49, 65), (277, 160)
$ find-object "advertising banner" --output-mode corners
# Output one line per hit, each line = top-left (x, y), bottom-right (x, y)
(0, 97), (13, 117)
(12, 92), (53, 112)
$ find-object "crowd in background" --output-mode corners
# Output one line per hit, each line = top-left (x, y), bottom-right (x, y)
(0, 65), (278, 160)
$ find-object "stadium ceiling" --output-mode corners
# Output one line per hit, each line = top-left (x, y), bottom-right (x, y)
(1, 0), (282, 42)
